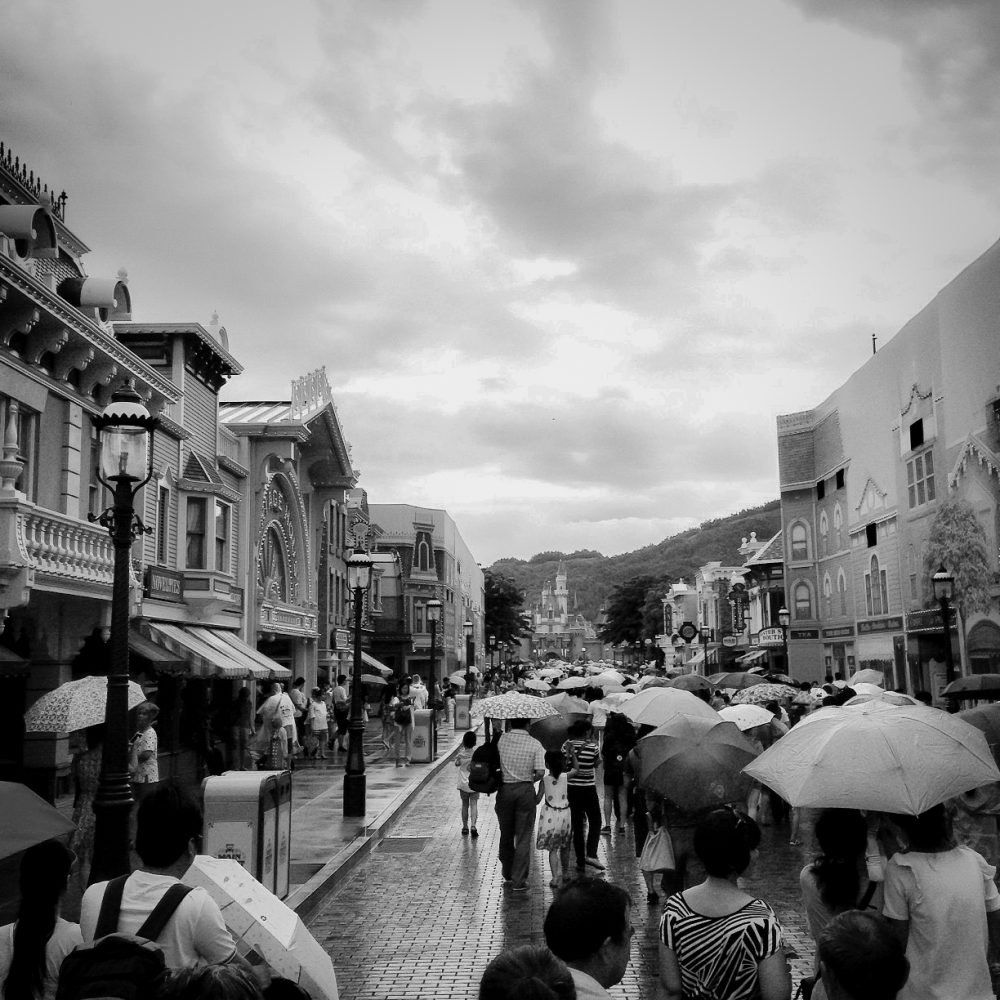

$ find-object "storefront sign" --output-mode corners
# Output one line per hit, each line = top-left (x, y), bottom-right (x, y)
(790, 629), (819, 640)
(722, 636), (738, 647)
(857, 616), (903, 635)
(905, 608), (953, 633)
(822, 625), (856, 638)
(757, 627), (785, 646)
(145, 566), (184, 602)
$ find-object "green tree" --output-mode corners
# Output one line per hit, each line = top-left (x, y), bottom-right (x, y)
(924, 497), (994, 620)
(599, 575), (662, 644)
(484, 569), (529, 645)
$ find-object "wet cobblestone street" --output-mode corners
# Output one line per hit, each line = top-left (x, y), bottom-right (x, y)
(307, 764), (816, 999)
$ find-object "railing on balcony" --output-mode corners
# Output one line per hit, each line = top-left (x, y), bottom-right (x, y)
(19, 506), (114, 585)
(217, 427), (242, 466)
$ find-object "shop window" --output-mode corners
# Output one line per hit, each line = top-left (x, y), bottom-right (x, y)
(214, 500), (230, 574)
(907, 451), (935, 509)
(794, 582), (812, 619)
(790, 522), (809, 561)
(186, 497), (207, 569)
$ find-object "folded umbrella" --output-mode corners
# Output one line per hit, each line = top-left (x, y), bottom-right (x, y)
(24, 675), (147, 733)
(620, 687), (718, 729)
(0, 782), (75, 861)
(638, 715), (759, 812)
(183, 856), (338, 1000)
(471, 691), (560, 720)
(744, 703), (1000, 815)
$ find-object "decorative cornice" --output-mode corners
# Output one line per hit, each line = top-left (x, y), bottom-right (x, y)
(949, 434), (1000, 489)
(900, 382), (933, 418)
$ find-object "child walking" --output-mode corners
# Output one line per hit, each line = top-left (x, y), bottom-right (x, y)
(304, 686), (328, 759)
(536, 749), (576, 887)
(454, 730), (480, 837)
(266, 716), (289, 770)
(638, 794), (675, 904)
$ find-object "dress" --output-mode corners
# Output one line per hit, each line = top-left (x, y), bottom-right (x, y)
(660, 893), (784, 1000)
(536, 773), (572, 850)
(70, 744), (102, 864)
(882, 847), (1000, 1000)
(130, 727), (158, 784)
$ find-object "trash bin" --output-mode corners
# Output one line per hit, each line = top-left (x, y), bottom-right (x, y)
(202, 770), (288, 895)
(273, 769), (293, 899)
(455, 694), (472, 731)
(410, 709), (436, 763)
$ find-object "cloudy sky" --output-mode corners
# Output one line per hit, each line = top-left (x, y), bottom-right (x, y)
(3, 1), (998, 564)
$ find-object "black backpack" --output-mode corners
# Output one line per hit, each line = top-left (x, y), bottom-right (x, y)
(56, 876), (194, 1000)
(467, 741), (501, 795)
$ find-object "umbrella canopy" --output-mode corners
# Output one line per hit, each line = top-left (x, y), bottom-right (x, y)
(555, 676), (589, 690)
(0, 782), (75, 861)
(670, 674), (714, 694)
(448, 671), (468, 687)
(851, 682), (883, 697)
(537, 667), (564, 679)
(620, 687), (718, 729)
(792, 690), (822, 706)
(471, 691), (560, 720)
(24, 675), (147, 733)
(730, 683), (799, 706)
(544, 692), (593, 715)
(637, 676), (673, 690)
(843, 690), (920, 707)
(359, 674), (387, 686)
(529, 712), (593, 750)
(942, 674), (1000, 700)
(638, 715), (759, 812)
(590, 693), (634, 713)
(523, 678), (551, 692)
(708, 672), (767, 690)
(591, 670), (625, 686)
(183, 856), (337, 1000)
(744, 703), (1000, 815)
(959, 704), (1000, 766)
(849, 668), (885, 686)
(718, 704), (774, 732)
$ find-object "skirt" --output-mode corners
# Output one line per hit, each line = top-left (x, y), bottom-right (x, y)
(536, 802), (572, 850)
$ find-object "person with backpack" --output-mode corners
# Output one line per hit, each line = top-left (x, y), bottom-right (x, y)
(454, 730), (480, 837)
(0, 840), (80, 1000)
(495, 717), (546, 892)
(75, 783), (260, 985)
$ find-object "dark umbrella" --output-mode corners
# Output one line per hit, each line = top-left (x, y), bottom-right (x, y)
(670, 674), (715, 694)
(943, 675), (1000, 701)
(708, 672), (767, 690)
(0, 782), (75, 861)
(959, 704), (1000, 765)
(529, 712), (592, 751)
(637, 715), (759, 812)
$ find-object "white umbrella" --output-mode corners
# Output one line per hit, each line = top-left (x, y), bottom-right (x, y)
(744, 703), (1000, 815)
(621, 687), (718, 728)
(544, 692), (593, 715)
(537, 666), (563, 679)
(850, 668), (885, 686)
(183, 856), (338, 1000)
(844, 690), (920, 707)
(523, 678), (551, 692)
(591, 670), (625, 687)
(471, 691), (560, 720)
(555, 676), (589, 690)
(851, 682), (884, 697)
(590, 693), (634, 713)
(24, 675), (147, 733)
(719, 704), (774, 732)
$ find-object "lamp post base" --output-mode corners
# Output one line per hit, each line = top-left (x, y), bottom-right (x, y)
(343, 772), (367, 817)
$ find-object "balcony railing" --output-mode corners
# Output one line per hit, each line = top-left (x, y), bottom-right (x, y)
(19, 506), (114, 585)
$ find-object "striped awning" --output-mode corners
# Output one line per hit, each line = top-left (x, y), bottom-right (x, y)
(187, 627), (270, 680)
(142, 622), (247, 679)
(128, 629), (186, 672)
(736, 648), (769, 665)
(360, 651), (393, 677)
(210, 629), (292, 680)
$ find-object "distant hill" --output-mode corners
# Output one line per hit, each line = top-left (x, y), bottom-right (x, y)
(490, 500), (782, 622)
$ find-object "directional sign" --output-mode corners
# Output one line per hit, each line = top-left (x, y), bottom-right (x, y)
(758, 626), (785, 646)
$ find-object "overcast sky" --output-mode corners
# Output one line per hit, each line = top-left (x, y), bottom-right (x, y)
(3, 1), (998, 564)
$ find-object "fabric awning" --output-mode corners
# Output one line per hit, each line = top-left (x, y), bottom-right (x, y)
(210, 629), (292, 680)
(360, 651), (393, 677)
(128, 629), (186, 672)
(188, 627), (270, 681)
(736, 649), (769, 665)
(142, 622), (248, 679)
(685, 650), (706, 668)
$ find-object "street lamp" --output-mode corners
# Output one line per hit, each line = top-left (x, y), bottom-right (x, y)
(489, 634), (496, 672)
(778, 606), (791, 675)
(426, 598), (443, 692)
(463, 619), (474, 685)
(644, 637), (652, 666)
(700, 626), (711, 675)
(88, 381), (157, 881)
(932, 566), (957, 685)
(344, 550), (374, 817)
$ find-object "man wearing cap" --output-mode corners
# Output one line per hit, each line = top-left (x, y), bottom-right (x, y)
(495, 717), (546, 891)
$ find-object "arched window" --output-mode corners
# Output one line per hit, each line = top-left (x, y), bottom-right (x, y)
(823, 573), (832, 618)
(790, 522), (809, 561)
(259, 526), (287, 602)
(794, 582), (812, 619)
(865, 554), (888, 617)
(415, 531), (432, 573)
(837, 569), (848, 616)
(833, 504), (843, 551)
(819, 512), (829, 558)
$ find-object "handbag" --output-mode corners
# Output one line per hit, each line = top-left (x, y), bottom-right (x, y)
(639, 826), (676, 873)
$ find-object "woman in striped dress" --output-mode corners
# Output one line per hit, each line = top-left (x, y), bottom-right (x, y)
(658, 807), (790, 1000)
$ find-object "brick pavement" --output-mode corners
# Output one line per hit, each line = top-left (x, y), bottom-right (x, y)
(307, 764), (817, 1000)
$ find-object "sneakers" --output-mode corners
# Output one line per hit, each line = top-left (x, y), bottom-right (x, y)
(461, 827), (469, 836)
(470, 827), (479, 838)
(584, 856), (605, 871)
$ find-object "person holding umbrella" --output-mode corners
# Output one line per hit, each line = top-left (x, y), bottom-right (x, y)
(495, 717), (547, 891)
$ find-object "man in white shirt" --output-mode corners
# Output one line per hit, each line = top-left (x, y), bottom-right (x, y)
(259, 682), (299, 754)
(332, 675), (349, 752)
(543, 880), (633, 1000)
(81, 784), (257, 976)
(409, 674), (429, 710)
(289, 676), (308, 745)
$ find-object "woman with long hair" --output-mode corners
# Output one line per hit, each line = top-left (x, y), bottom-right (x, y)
(882, 804), (1000, 1000)
(0, 840), (80, 1000)
(600, 713), (635, 834)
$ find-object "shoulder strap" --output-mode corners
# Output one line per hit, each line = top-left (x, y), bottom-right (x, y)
(135, 884), (194, 942)
(95, 876), (129, 939)
(858, 880), (877, 909)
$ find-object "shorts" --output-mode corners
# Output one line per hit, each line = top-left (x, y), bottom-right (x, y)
(459, 789), (480, 802)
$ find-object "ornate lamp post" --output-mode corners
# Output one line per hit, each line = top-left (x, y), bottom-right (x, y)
(778, 606), (791, 675)
(344, 550), (374, 817)
(700, 626), (711, 675)
(88, 382), (157, 882)
(427, 597), (443, 695)
(489, 634), (496, 673)
(644, 637), (652, 666)
(463, 618), (474, 687)
(932, 566), (957, 685)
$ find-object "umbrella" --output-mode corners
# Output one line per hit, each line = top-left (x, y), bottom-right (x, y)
(792, 690), (822, 706)
(744, 703), (1000, 815)
(708, 672), (767, 690)
(590, 693), (634, 713)
(638, 715), (759, 812)
(448, 671), (469, 687)
(24, 675), (147, 733)
(523, 678), (551, 692)
(730, 683), (798, 706)
(637, 676), (673, 690)
(183, 856), (337, 1000)
(670, 674), (714, 694)
(591, 670), (625, 686)
(537, 667), (564, 679)
(529, 713), (592, 750)
(843, 690), (920, 707)
(471, 691), (560, 720)
(544, 692), (593, 715)
(0, 781), (75, 861)
(620, 688), (718, 729)
(959, 704), (1000, 766)
(555, 676), (588, 690)
(359, 674), (387, 686)
(849, 668), (885, 687)
(942, 674), (1000, 700)
(718, 704), (774, 732)
(851, 682), (884, 697)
